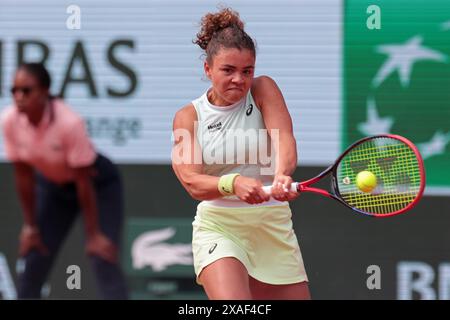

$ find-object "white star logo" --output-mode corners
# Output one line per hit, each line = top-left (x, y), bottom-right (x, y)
(372, 36), (448, 88)
(358, 97), (394, 136)
(417, 131), (450, 159)
(442, 21), (450, 31)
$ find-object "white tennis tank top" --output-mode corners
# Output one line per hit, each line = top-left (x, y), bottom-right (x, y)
(192, 89), (285, 207)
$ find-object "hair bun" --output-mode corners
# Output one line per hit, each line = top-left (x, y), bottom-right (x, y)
(195, 7), (244, 50)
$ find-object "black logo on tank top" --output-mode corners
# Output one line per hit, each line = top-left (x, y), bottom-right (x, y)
(209, 243), (218, 254)
(207, 121), (222, 133)
(246, 104), (253, 116)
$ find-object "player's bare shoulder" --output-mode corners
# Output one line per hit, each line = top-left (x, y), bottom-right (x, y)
(251, 76), (281, 108)
(173, 103), (197, 131)
(251, 75), (281, 109)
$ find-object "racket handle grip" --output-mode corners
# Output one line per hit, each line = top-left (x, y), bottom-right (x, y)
(262, 182), (299, 195)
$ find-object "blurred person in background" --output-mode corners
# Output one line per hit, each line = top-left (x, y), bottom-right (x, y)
(1, 63), (128, 299)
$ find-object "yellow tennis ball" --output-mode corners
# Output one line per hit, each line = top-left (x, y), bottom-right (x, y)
(356, 171), (377, 193)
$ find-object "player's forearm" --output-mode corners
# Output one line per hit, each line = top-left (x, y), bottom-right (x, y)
(182, 174), (222, 201)
(75, 177), (100, 237)
(274, 133), (297, 176)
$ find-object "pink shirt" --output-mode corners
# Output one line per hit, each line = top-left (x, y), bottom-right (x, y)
(1, 99), (96, 183)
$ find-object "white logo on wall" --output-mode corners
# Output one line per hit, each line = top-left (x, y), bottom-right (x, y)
(397, 261), (450, 300)
(131, 227), (193, 272)
(360, 35), (450, 158)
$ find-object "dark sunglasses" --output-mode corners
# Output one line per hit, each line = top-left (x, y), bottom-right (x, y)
(10, 86), (36, 96)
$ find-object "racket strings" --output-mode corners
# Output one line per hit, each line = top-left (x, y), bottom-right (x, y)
(345, 144), (419, 213)
(337, 137), (422, 215)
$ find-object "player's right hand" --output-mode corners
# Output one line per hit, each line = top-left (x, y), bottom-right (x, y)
(85, 231), (118, 264)
(19, 225), (49, 257)
(233, 176), (270, 204)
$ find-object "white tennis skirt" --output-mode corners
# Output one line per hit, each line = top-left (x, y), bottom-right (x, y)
(192, 202), (308, 285)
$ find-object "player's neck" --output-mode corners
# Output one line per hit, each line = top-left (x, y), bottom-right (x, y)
(27, 101), (48, 127)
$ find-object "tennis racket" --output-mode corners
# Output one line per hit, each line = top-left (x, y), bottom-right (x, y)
(263, 134), (425, 217)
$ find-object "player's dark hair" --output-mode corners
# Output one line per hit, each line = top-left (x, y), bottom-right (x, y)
(194, 7), (256, 63)
(18, 63), (51, 90)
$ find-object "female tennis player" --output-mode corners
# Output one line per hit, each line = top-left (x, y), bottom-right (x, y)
(172, 8), (310, 300)
(1, 63), (128, 299)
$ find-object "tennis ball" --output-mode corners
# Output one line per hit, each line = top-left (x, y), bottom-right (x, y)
(356, 171), (377, 193)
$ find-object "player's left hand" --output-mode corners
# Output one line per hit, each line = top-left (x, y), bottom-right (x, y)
(271, 174), (300, 202)
(85, 231), (118, 264)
